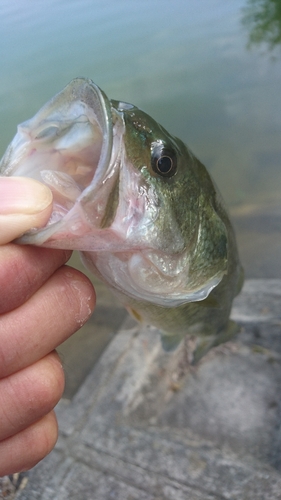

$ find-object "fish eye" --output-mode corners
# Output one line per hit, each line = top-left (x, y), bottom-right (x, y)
(151, 144), (177, 178)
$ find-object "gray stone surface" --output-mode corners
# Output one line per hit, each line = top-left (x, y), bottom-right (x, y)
(1, 279), (281, 499)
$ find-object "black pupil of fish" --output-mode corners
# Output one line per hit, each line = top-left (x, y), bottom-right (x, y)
(156, 156), (173, 174)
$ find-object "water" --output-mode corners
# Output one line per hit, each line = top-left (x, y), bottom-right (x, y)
(1, 0), (280, 396)
(1, 2), (281, 270)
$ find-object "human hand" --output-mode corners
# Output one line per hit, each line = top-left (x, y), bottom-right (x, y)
(0, 177), (95, 475)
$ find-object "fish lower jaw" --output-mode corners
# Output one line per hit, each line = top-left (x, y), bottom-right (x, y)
(83, 250), (224, 308)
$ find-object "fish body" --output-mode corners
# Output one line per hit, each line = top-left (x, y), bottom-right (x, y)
(0, 78), (243, 358)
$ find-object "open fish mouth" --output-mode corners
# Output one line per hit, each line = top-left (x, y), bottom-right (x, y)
(0, 78), (126, 250)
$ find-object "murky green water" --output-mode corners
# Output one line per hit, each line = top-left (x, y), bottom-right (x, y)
(1, 0), (280, 279)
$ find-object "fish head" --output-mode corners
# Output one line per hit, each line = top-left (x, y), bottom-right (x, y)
(0, 78), (228, 307)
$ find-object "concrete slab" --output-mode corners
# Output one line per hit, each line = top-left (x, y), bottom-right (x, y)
(1, 279), (281, 499)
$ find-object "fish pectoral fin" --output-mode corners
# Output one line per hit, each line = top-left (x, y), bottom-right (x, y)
(192, 319), (240, 364)
(160, 332), (185, 352)
(191, 336), (217, 364)
(126, 306), (144, 323)
(213, 319), (240, 346)
(160, 319), (240, 357)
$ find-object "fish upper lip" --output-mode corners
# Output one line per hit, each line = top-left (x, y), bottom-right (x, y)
(76, 78), (113, 189)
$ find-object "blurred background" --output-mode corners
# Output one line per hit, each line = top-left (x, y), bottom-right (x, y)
(1, 0), (280, 397)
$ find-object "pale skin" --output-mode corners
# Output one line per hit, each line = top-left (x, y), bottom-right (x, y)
(0, 177), (96, 475)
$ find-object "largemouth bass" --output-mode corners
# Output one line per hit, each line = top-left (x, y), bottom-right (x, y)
(0, 78), (243, 360)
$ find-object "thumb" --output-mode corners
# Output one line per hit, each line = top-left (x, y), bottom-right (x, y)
(0, 177), (53, 245)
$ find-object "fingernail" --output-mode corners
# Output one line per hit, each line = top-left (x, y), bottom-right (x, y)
(0, 177), (53, 214)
